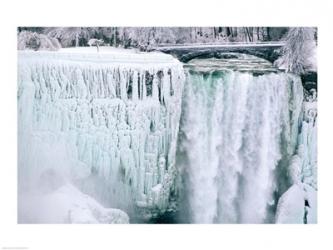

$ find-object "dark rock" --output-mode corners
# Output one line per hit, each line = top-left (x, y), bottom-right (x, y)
(301, 71), (317, 91)
(153, 44), (283, 63)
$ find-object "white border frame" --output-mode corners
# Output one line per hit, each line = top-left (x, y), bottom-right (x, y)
(1, 0), (332, 249)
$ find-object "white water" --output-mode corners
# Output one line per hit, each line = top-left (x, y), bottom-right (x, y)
(178, 57), (304, 223)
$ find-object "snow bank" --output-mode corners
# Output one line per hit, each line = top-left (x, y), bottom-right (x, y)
(18, 181), (129, 224)
(275, 184), (317, 224)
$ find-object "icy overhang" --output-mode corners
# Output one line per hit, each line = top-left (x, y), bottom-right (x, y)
(18, 47), (182, 67)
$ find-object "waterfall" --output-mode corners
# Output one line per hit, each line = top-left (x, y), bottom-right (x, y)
(177, 57), (304, 223)
(18, 49), (316, 224)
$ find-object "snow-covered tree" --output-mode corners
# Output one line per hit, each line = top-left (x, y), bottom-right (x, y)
(274, 27), (317, 74)
(17, 31), (61, 51)
(44, 27), (98, 47)
(18, 27), (292, 50)
(88, 38), (104, 52)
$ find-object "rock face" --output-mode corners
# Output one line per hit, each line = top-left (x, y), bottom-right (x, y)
(301, 71), (317, 90)
(18, 48), (185, 222)
(153, 43), (283, 63)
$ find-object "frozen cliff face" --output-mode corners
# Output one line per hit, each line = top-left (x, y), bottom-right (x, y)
(178, 57), (305, 223)
(276, 88), (317, 224)
(18, 48), (185, 222)
(299, 89), (317, 188)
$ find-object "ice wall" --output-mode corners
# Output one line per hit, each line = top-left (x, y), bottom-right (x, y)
(299, 89), (317, 188)
(275, 88), (317, 223)
(178, 60), (304, 223)
(18, 49), (185, 221)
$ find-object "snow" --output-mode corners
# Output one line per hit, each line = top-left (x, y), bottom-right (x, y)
(304, 184), (317, 223)
(20, 47), (181, 64)
(18, 48), (185, 222)
(275, 184), (317, 224)
(274, 28), (317, 74)
(18, 181), (129, 224)
(17, 31), (61, 51)
(275, 184), (306, 223)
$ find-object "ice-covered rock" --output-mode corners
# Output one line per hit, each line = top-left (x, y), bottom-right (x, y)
(275, 183), (317, 224)
(298, 89), (317, 189)
(275, 87), (317, 224)
(275, 184), (306, 223)
(18, 48), (185, 221)
(304, 184), (317, 223)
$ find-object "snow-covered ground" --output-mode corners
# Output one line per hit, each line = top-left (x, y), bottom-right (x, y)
(20, 47), (181, 64)
(275, 183), (317, 224)
(18, 181), (129, 224)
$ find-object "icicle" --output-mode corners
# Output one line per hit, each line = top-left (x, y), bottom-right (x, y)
(120, 69), (128, 101)
(18, 50), (185, 221)
(132, 71), (139, 102)
(152, 72), (159, 101)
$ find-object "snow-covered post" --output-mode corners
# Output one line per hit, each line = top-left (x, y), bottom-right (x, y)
(75, 33), (79, 47)
(113, 27), (117, 47)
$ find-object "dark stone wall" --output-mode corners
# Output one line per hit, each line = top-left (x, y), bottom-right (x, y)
(301, 71), (317, 91)
(153, 45), (282, 63)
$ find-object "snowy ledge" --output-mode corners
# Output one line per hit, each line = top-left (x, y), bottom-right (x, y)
(18, 47), (182, 66)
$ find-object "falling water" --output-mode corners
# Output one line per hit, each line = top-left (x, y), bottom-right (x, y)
(177, 56), (304, 223)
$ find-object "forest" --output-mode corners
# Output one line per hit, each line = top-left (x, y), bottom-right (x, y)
(18, 27), (292, 50)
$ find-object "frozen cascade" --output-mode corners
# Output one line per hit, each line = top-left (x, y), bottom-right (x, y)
(298, 89), (317, 189)
(275, 88), (317, 223)
(18, 49), (185, 222)
(178, 57), (305, 223)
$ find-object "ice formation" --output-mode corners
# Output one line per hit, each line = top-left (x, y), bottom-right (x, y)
(275, 88), (317, 223)
(298, 89), (317, 189)
(177, 56), (316, 223)
(18, 48), (185, 222)
(18, 48), (316, 224)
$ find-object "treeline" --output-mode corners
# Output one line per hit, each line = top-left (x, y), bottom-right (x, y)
(17, 27), (289, 50)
